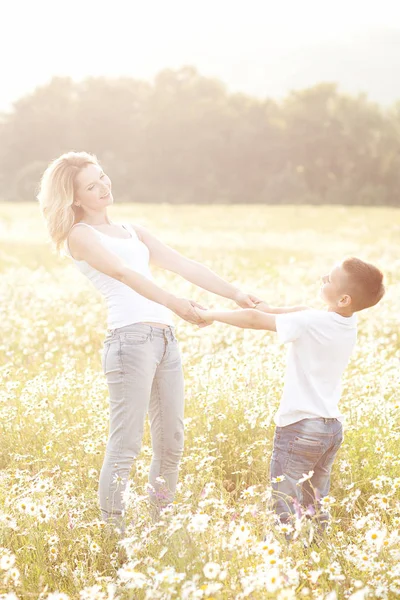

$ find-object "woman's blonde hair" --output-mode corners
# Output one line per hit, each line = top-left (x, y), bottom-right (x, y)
(37, 151), (99, 252)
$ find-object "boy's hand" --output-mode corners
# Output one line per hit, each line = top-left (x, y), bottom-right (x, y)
(253, 300), (271, 313)
(194, 307), (215, 326)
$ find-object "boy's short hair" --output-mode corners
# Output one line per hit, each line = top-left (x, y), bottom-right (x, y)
(342, 257), (385, 311)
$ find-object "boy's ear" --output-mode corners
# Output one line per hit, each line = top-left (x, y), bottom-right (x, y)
(338, 294), (352, 308)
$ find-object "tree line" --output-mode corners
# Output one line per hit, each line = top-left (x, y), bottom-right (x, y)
(1, 66), (399, 205)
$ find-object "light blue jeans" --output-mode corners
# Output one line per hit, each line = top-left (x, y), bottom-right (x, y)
(270, 417), (343, 527)
(99, 323), (184, 528)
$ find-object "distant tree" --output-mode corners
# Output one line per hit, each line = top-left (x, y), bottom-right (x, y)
(0, 68), (399, 205)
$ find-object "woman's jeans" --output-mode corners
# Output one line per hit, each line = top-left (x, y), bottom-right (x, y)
(270, 418), (343, 527)
(99, 323), (185, 528)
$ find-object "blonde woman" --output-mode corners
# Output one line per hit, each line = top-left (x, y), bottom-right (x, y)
(37, 151), (260, 532)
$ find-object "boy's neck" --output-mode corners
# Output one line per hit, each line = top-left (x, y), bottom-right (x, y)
(327, 306), (354, 318)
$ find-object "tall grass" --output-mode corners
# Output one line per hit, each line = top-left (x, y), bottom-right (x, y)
(0, 204), (399, 599)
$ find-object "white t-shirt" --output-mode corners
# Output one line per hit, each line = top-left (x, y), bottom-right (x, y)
(274, 309), (357, 427)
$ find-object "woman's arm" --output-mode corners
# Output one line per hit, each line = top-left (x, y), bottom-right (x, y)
(195, 307), (277, 331)
(68, 226), (205, 325)
(133, 224), (259, 307)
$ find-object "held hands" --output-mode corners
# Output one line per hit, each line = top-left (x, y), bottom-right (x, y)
(233, 291), (261, 308)
(252, 300), (271, 312)
(193, 307), (214, 325)
(169, 297), (210, 327)
(190, 292), (269, 328)
(233, 290), (267, 309)
(169, 292), (269, 327)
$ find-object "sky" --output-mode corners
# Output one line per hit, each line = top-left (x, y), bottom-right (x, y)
(2, 0), (400, 110)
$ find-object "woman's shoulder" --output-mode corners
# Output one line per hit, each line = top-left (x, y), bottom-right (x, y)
(67, 223), (100, 259)
(68, 222), (98, 236)
(126, 222), (147, 241)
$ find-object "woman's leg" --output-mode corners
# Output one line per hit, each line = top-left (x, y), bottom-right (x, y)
(148, 328), (185, 509)
(99, 328), (157, 529)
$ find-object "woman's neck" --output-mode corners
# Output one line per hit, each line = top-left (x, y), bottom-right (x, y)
(80, 212), (112, 226)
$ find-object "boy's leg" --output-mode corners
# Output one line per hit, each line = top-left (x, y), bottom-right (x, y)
(303, 422), (343, 529)
(270, 422), (325, 523)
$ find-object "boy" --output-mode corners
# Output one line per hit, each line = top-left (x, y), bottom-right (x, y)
(195, 258), (385, 529)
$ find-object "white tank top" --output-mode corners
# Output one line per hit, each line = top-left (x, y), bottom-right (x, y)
(65, 222), (174, 329)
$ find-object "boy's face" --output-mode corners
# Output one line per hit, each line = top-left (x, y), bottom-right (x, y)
(320, 263), (352, 311)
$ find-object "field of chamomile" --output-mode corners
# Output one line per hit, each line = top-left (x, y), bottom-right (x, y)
(0, 203), (399, 600)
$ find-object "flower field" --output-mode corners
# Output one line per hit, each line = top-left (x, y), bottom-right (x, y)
(0, 203), (399, 599)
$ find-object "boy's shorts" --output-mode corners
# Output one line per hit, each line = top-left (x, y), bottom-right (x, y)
(270, 417), (343, 525)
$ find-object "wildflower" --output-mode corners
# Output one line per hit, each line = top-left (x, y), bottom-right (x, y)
(309, 570), (323, 584)
(340, 460), (351, 473)
(376, 495), (391, 510)
(79, 585), (106, 600)
(230, 521), (250, 545)
(117, 564), (148, 588)
(203, 562), (221, 579)
(16, 499), (30, 514)
(83, 441), (96, 454)
(200, 582), (223, 596)
(187, 513), (210, 533)
(297, 471), (314, 484)
(365, 528), (386, 550)
(277, 522), (294, 536)
(348, 589), (370, 600)
(0, 553), (16, 570)
(37, 505), (50, 523)
(272, 475), (286, 483)
(89, 541), (101, 553)
(34, 479), (50, 492)
(49, 546), (58, 561)
(310, 550), (320, 563)
(240, 485), (259, 499)
(112, 473), (124, 487)
(320, 495), (335, 507)
(47, 535), (59, 545)
(43, 442), (53, 454)
(0, 514), (17, 530)
(265, 568), (281, 593)
(27, 502), (37, 517)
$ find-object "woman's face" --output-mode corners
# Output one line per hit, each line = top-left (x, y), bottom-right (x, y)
(74, 163), (113, 211)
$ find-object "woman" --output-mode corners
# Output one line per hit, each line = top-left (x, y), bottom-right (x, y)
(37, 151), (259, 531)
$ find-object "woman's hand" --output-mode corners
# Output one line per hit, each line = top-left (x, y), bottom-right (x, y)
(167, 297), (209, 326)
(233, 291), (263, 308)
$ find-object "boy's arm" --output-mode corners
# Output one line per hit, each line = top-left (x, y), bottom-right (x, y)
(196, 308), (276, 331)
(254, 301), (309, 314)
